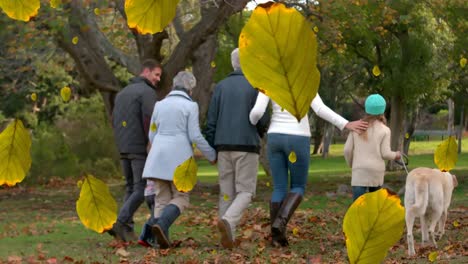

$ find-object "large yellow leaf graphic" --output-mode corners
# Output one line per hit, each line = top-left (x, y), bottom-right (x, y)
(0, 0), (40, 22)
(434, 136), (458, 172)
(239, 2), (320, 121)
(173, 156), (198, 193)
(343, 189), (405, 264)
(0, 119), (32, 186)
(125, 0), (180, 34)
(76, 174), (117, 233)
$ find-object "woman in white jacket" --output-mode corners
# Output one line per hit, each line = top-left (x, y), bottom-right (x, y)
(142, 71), (216, 249)
(249, 92), (367, 247)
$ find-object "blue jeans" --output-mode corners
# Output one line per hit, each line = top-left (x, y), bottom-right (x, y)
(352, 186), (381, 201)
(267, 133), (310, 202)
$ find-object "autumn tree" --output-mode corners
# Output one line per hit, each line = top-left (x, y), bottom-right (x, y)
(305, 0), (457, 157)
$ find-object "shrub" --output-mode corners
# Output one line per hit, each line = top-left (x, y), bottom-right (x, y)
(28, 93), (122, 183)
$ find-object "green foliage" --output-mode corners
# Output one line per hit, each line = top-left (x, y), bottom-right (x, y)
(30, 123), (80, 183)
(214, 12), (249, 82)
(29, 93), (120, 183)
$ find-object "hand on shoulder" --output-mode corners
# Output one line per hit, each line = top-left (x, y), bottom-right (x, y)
(345, 120), (368, 134)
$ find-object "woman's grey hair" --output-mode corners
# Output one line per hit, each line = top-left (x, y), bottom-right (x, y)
(231, 48), (241, 70)
(173, 71), (197, 90)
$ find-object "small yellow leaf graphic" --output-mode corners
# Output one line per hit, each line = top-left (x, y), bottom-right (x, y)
(94, 8), (100, 15)
(72, 36), (79, 45)
(173, 157), (198, 192)
(122, 121), (127, 127)
(0, 119), (32, 186)
(211, 249), (217, 255)
(239, 2), (320, 121)
(372, 65), (381, 76)
(150, 123), (157, 132)
(0, 0), (40, 21)
(428, 251), (438, 262)
(76, 174), (117, 233)
(313, 26), (319, 33)
(292, 227), (299, 235)
(405, 133), (410, 139)
(288, 151), (297, 163)
(31, 93), (37, 102)
(343, 189), (405, 264)
(434, 136), (458, 171)
(125, 0), (180, 34)
(223, 194), (229, 201)
(60, 86), (71, 102)
(460, 57), (466, 68)
(50, 0), (61, 8)
(210, 61), (216, 68)
(266, 181), (270, 187)
(453, 220), (460, 227)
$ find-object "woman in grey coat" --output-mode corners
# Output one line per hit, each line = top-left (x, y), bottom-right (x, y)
(142, 71), (216, 248)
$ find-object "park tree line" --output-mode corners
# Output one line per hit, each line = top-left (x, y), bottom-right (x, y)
(0, 0), (466, 180)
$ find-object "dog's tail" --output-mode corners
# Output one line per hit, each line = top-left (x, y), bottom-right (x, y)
(408, 179), (429, 216)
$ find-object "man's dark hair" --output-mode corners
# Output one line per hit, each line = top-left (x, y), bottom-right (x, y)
(141, 59), (162, 72)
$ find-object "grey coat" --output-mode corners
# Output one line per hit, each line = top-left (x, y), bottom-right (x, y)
(112, 77), (157, 154)
(142, 90), (216, 181)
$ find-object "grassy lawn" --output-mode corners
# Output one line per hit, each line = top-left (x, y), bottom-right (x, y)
(0, 139), (467, 263)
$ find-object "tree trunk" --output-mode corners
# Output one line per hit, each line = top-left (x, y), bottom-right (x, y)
(447, 98), (455, 136)
(388, 95), (405, 170)
(312, 117), (325, 155)
(321, 123), (334, 158)
(458, 105), (464, 154)
(156, 0), (251, 97)
(192, 34), (217, 125)
(403, 106), (419, 155)
(55, 0), (250, 118)
(259, 137), (271, 178)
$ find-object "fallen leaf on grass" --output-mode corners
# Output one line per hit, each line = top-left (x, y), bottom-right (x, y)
(308, 255), (322, 264)
(46, 258), (57, 264)
(116, 248), (130, 257)
(7, 256), (22, 263)
(63, 256), (74, 262)
(428, 251), (438, 262)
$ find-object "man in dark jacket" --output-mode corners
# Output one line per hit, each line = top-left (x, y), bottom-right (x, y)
(111, 59), (162, 241)
(204, 48), (270, 248)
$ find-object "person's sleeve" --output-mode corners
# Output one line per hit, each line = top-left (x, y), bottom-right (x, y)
(147, 103), (158, 144)
(142, 88), (157, 137)
(203, 86), (219, 148)
(311, 94), (348, 131)
(188, 103), (217, 162)
(380, 127), (397, 160)
(249, 92), (270, 125)
(343, 132), (354, 167)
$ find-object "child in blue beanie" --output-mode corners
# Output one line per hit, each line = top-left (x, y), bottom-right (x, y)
(343, 94), (401, 201)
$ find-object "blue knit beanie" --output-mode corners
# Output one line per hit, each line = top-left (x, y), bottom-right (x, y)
(365, 94), (386, 115)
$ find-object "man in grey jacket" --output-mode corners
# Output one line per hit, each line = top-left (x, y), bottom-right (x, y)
(204, 48), (270, 248)
(111, 59), (162, 241)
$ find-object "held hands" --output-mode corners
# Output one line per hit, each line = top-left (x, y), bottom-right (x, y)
(345, 120), (369, 134)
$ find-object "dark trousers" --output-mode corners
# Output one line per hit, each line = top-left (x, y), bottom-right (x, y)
(118, 154), (146, 226)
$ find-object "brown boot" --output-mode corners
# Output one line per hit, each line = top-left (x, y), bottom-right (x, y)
(271, 193), (302, 247)
(270, 202), (282, 247)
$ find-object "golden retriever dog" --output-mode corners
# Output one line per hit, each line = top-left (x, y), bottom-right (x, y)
(404, 167), (458, 256)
